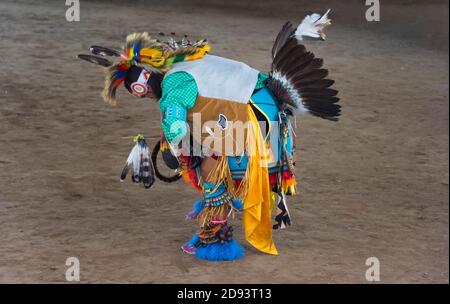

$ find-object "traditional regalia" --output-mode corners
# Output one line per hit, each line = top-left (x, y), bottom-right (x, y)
(78, 9), (341, 261)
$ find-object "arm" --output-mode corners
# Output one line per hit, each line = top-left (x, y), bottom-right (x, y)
(159, 72), (198, 146)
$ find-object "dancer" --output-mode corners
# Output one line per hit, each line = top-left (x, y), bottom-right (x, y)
(79, 9), (340, 261)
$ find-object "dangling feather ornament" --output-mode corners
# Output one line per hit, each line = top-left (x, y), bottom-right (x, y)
(120, 134), (155, 189)
(267, 9), (341, 121)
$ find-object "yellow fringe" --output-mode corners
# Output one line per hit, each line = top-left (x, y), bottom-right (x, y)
(197, 203), (233, 227)
(206, 156), (250, 201)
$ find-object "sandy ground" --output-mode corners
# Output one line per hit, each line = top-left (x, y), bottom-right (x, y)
(0, 0), (448, 283)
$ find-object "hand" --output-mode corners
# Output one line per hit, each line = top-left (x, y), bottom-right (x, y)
(162, 119), (188, 146)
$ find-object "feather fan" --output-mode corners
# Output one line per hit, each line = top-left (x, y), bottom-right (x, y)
(267, 9), (341, 121)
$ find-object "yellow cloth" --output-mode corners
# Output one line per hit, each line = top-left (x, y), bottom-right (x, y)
(242, 105), (278, 255)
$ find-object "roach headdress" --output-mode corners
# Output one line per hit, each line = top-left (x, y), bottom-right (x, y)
(102, 32), (210, 104)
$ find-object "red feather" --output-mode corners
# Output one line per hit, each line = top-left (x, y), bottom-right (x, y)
(112, 78), (124, 89)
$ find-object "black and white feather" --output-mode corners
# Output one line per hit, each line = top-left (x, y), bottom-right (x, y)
(120, 139), (155, 189)
(267, 9), (341, 121)
(295, 9), (332, 41)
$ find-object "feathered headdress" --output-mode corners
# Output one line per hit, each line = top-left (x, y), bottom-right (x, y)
(78, 32), (210, 105)
(103, 32), (210, 105)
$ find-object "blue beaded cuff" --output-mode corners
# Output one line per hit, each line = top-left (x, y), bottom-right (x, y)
(165, 106), (187, 121)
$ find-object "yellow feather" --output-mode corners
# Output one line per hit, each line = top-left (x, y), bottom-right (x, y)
(139, 48), (165, 67)
(185, 44), (211, 61)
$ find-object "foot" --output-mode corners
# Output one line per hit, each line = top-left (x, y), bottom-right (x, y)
(185, 210), (198, 220)
(181, 242), (197, 255)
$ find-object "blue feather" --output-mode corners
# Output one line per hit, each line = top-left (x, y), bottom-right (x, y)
(192, 199), (204, 214)
(231, 199), (243, 211)
(115, 70), (126, 78)
(195, 240), (244, 261)
(133, 42), (141, 62)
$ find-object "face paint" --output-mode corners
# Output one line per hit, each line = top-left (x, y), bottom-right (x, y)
(130, 69), (151, 96)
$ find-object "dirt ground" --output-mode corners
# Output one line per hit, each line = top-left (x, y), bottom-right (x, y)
(0, 0), (448, 283)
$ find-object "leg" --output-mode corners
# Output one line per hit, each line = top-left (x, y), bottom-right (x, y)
(194, 157), (244, 261)
(184, 156), (217, 220)
(200, 156), (217, 181)
(182, 156), (244, 261)
(181, 157), (217, 254)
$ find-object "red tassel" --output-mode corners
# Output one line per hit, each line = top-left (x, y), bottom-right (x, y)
(117, 63), (130, 71)
(180, 156), (202, 192)
(112, 78), (124, 88)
